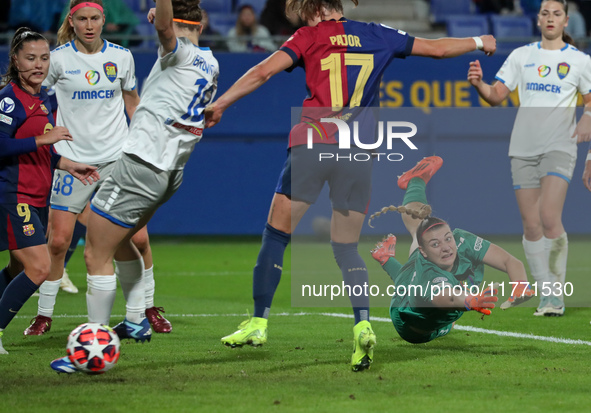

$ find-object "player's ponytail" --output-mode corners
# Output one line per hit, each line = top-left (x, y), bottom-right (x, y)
(368, 204), (432, 228)
(369, 203), (449, 247)
(57, 0), (105, 45)
(1, 28), (48, 90)
(286, 0), (358, 22)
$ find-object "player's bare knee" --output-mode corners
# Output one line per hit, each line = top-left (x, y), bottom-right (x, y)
(540, 215), (562, 236)
(131, 235), (149, 253)
(522, 222), (543, 240)
(48, 232), (73, 257)
(24, 262), (50, 284)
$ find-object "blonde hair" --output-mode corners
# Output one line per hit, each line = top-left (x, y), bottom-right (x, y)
(368, 204), (432, 228)
(57, 0), (105, 45)
(286, 0), (358, 22)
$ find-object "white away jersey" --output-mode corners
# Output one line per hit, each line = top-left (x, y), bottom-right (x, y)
(123, 37), (218, 171)
(44, 40), (137, 163)
(496, 42), (591, 157)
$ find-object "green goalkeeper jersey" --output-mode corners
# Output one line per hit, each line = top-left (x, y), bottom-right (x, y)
(389, 228), (491, 335)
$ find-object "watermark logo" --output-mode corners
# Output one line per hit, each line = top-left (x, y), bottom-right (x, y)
(307, 118), (417, 161)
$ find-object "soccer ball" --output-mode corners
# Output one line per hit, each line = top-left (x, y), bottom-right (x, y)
(66, 323), (121, 374)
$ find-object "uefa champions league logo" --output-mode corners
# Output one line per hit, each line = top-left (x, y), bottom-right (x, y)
(0, 97), (15, 113)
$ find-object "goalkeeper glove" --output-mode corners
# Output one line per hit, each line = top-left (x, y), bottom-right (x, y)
(464, 287), (498, 316)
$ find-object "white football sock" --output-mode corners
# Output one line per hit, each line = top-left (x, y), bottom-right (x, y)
(547, 232), (568, 303)
(143, 265), (155, 309)
(522, 236), (551, 286)
(0, 328), (7, 355)
(37, 279), (61, 317)
(86, 275), (117, 325)
(115, 259), (146, 324)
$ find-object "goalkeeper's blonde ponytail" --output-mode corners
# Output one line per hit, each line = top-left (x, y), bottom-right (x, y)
(368, 204), (431, 228)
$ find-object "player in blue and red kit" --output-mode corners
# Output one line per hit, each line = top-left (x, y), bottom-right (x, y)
(205, 0), (496, 371)
(0, 27), (99, 354)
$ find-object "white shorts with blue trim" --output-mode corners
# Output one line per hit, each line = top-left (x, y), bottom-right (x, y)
(91, 153), (183, 228)
(50, 162), (116, 214)
(510, 151), (575, 190)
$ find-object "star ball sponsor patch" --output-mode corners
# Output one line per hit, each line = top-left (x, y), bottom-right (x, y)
(557, 62), (570, 79)
(23, 224), (35, 236)
(103, 62), (118, 83)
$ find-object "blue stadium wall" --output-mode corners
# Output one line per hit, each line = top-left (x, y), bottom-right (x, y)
(3, 49), (590, 235)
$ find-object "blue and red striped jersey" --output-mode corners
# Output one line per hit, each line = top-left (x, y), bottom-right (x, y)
(0, 82), (56, 207)
(280, 18), (414, 146)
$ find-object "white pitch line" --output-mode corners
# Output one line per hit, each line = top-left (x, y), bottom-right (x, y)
(13, 311), (591, 346)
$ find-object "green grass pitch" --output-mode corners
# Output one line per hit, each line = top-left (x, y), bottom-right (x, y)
(1, 236), (590, 412)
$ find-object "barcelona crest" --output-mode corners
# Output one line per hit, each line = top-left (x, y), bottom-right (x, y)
(557, 62), (570, 80)
(23, 224), (35, 236)
(103, 62), (118, 83)
(40, 104), (49, 114)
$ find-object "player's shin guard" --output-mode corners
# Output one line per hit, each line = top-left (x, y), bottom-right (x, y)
(0, 271), (38, 329)
(0, 267), (12, 298)
(402, 178), (428, 206)
(523, 236), (551, 286)
(86, 275), (117, 325)
(331, 241), (370, 324)
(115, 259), (146, 324)
(383, 258), (402, 284)
(37, 279), (61, 317)
(547, 233), (568, 303)
(253, 223), (290, 319)
(143, 265), (155, 309)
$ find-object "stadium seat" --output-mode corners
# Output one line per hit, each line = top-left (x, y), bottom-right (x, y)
(490, 15), (534, 39)
(208, 12), (237, 35)
(430, 0), (473, 24)
(446, 15), (490, 38)
(125, 0), (148, 13)
(235, 0), (267, 17)
(201, 0), (233, 14)
(135, 21), (158, 49)
(490, 15), (534, 51)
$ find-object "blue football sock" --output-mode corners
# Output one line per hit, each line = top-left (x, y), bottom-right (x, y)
(253, 223), (291, 318)
(331, 241), (370, 324)
(0, 271), (38, 329)
(64, 221), (86, 267)
(0, 267), (12, 298)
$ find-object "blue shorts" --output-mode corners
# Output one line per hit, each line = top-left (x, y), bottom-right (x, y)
(275, 144), (372, 214)
(0, 203), (48, 251)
